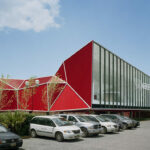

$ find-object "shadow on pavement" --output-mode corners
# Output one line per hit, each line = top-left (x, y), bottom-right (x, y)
(85, 134), (104, 138)
(32, 136), (84, 143)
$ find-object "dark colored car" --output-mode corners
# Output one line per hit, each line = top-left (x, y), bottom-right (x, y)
(100, 114), (125, 130)
(101, 114), (135, 129)
(123, 116), (140, 128)
(0, 124), (23, 150)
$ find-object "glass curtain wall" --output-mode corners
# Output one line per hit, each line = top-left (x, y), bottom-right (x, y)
(92, 42), (150, 109)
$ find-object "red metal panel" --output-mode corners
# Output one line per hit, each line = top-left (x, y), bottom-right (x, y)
(0, 80), (15, 90)
(19, 76), (52, 89)
(0, 90), (17, 110)
(18, 88), (33, 110)
(56, 64), (66, 81)
(32, 84), (48, 111)
(50, 85), (89, 111)
(61, 41), (93, 107)
(50, 83), (66, 105)
(2, 79), (24, 89)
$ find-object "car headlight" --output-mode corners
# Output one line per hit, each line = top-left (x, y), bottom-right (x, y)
(0, 140), (6, 144)
(18, 138), (22, 142)
(64, 130), (72, 133)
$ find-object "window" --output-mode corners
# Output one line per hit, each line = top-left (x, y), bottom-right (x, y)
(68, 116), (77, 122)
(113, 56), (117, 104)
(104, 50), (109, 105)
(44, 119), (56, 127)
(60, 115), (67, 120)
(37, 118), (55, 127)
(109, 53), (113, 105)
(31, 118), (39, 124)
(93, 43), (100, 104)
(101, 47), (105, 104)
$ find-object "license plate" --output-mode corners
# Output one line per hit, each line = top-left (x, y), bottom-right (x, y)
(11, 143), (16, 147)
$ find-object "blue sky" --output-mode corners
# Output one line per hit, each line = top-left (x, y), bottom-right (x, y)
(0, 0), (150, 79)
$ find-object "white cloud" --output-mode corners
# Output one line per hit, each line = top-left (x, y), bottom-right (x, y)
(0, 0), (61, 32)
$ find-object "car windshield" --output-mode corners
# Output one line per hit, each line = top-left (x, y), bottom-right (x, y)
(96, 116), (108, 122)
(52, 118), (72, 126)
(122, 116), (130, 120)
(84, 116), (99, 122)
(101, 116), (113, 122)
(115, 115), (124, 121)
(76, 116), (87, 122)
(0, 126), (8, 133)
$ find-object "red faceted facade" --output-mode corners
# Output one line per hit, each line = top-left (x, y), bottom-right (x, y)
(0, 41), (94, 112)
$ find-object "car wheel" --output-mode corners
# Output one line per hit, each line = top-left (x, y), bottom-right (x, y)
(31, 130), (37, 138)
(102, 127), (107, 134)
(81, 128), (88, 137)
(56, 132), (64, 142)
(123, 124), (128, 130)
(93, 133), (99, 136)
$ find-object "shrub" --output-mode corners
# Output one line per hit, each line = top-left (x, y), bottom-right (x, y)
(0, 112), (35, 136)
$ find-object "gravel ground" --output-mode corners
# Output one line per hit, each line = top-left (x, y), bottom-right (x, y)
(21, 121), (150, 150)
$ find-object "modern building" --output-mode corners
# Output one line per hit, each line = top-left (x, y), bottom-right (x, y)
(55, 41), (150, 113)
(0, 41), (150, 116)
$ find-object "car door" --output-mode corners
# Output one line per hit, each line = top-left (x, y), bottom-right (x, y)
(39, 118), (56, 137)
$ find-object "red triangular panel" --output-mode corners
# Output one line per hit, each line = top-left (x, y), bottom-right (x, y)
(0, 80), (15, 90)
(56, 64), (66, 81)
(19, 76), (52, 89)
(1, 79), (24, 89)
(50, 85), (89, 111)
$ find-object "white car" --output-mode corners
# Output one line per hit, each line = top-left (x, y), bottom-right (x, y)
(86, 115), (119, 134)
(59, 114), (102, 137)
(30, 116), (81, 142)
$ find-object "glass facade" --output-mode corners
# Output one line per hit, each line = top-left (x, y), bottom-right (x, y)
(92, 42), (150, 109)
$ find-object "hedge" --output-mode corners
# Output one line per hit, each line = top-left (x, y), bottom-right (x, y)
(0, 112), (35, 136)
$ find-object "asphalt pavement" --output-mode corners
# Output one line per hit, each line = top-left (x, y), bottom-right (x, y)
(21, 121), (150, 150)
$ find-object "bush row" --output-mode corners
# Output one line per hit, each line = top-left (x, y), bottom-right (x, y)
(0, 112), (35, 136)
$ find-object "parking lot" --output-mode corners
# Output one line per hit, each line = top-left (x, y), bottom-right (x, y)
(21, 121), (150, 150)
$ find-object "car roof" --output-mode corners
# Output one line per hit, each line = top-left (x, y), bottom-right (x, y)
(33, 115), (59, 119)
(88, 114), (98, 117)
(101, 114), (118, 116)
(59, 114), (80, 116)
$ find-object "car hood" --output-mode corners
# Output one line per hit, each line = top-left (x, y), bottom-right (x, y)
(0, 131), (20, 140)
(58, 125), (80, 131)
(123, 119), (132, 124)
(79, 122), (99, 126)
(100, 122), (116, 126)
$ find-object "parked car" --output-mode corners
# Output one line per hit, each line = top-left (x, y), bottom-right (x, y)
(0, 124), (23, 149)
(122, 116), (140, 128)
(83, 115), (119, 134)
(30, 116), (81, 142)
(100, 114), (125, 130)
(100, 114), (134, 129)
(59, 114), (102, 137)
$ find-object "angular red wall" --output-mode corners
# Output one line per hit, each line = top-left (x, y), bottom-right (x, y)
(50, 85), (89, 111)
(32, 84), (48, 111)
(18, 85), (48, 111)
(0, 90), (17, 110)
(56, 41), (93, 107)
